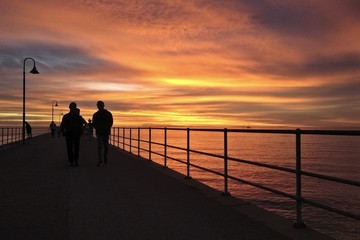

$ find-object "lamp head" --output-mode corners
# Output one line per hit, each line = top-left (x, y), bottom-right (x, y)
(30, 66), (39, 74)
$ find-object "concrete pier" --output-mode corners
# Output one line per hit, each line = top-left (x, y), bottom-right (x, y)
(0, 134), (333, 240)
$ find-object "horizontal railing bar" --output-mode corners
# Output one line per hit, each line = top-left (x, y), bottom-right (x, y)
(300, 130), (360, 136)
(150, 151), (164, 158)
(133, 146), (187, 166)
(138, 147), (149, 153)
(166, 155), (187, 165)
(151, 141), (164, 147)
(301, 170), (360, 187)
(302, 198), (360, 220)
(190, 163), (225, 177)
(139, 139), (149, 144)
(123, 143), (131, 148)
(166, 144), (187, 152)
(228, 156), (296, 174)
(189, 149), (224, 159)
(228, 175), (296, 200)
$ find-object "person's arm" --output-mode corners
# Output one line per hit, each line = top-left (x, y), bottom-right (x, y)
(109, 112), (114, 128)
(92, 113), (97, 129)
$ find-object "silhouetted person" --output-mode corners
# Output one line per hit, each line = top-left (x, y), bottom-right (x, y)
(25, 121), (32, 138)
(76, 108), (87, 135)
(60, 102), (84, 167)
(49, 121), (57, 137)
(93, 101), (113, 166)
(87, 119), (94, 140)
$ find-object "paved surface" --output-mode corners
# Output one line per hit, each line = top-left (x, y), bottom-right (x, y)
(0, 134), (333, 240)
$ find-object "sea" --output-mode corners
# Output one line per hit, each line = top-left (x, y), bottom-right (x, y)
(112, 129), (359, 240)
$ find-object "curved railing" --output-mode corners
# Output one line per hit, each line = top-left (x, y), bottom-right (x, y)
(109, 127), (360, 228)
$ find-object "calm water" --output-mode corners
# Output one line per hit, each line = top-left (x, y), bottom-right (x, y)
(112, 129), (360, 240)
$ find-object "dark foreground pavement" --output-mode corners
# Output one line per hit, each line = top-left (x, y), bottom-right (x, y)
(0, 134), (333, 240)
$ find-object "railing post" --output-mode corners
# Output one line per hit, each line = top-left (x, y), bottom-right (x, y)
(149, 127), (152, 161)
(164, 127), (167, 167)
(122, 128), (125, 150)
(130, 128), (132, 153)
(138, 127), (140, 156)
(186, 128), (191, 178)
(113, 128), (115, 145)
(295, 128), (305, 227)
(111, 128), (113, 145)
(7, 128), (9, 144)
(223, 128), (230, 195)
(117, 127), (120, 147)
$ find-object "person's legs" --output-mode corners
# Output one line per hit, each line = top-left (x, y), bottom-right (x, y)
(66, 135), (74, 166)
(73, 135), (81, 166)
(103, 135), (109, 164)
(97, 134), (104, 165)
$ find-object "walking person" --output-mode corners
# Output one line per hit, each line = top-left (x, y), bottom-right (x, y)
(60, 102), (84, 167)
(49, 121), (57, 137)
(25, 121), (32, 138)
(93, 101), (113, 166)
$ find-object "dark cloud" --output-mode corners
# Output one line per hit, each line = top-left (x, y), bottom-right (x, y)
(242, 52), (360, 79)
(298, 54), (360, 76)
(0, 41), (144, 77)
(249, 2), (331, 36)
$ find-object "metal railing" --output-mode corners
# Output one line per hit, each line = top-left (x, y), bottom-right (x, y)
(109, 127), (360, 227)
(0, 127), (50, 148)
(0, 128), (22, 147)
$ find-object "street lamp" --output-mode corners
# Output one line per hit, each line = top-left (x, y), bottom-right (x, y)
(23, 57), (39, 144)
(52, 100), (58, 122)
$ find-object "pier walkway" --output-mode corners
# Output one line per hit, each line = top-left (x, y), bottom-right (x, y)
(0, 134), (333, 240)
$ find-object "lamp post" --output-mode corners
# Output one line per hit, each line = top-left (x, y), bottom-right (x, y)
(52, 100), (58, 122)
(23, 57), (39, 144)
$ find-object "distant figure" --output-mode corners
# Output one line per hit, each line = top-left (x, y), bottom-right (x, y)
(25, 121), (32, 138)
(60, 102), (84, 167)
(93, 101), (113, 166)
(49, 121), (57, 137)
(87, 119), (94, 140)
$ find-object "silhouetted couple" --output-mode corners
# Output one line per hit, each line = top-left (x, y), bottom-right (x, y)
(60, 101), (113, 167)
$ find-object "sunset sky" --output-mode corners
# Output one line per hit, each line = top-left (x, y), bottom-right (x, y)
(1, 0), (359, 128)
